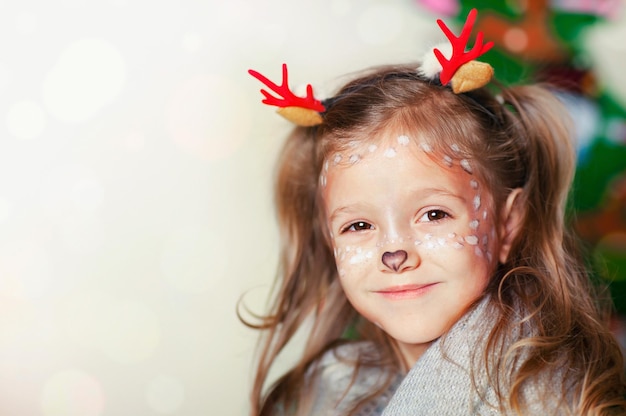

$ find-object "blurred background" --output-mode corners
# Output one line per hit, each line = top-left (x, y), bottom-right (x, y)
(0, 0), (624, 415)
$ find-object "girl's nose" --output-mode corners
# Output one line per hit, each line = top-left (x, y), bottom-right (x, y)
(380, 247), (420, 273)
(382, 250), (408, 272)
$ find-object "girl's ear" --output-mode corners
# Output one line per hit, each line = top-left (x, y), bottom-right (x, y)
(498, 188), (524, 264)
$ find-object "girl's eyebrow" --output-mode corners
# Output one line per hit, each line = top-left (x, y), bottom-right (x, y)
(328, 188), (467, 222)
(328, 204), (369, 223)
(416, 187), (467, 201)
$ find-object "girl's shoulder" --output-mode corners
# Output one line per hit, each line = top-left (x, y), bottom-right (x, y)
(309, 341), (403, 416)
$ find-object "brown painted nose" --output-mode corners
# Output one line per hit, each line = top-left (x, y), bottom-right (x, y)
(382, 250), (408, 272)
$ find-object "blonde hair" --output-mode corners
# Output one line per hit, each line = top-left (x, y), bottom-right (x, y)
(241, 65), (626, 415)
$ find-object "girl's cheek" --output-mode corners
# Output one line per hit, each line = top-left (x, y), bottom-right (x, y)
(333, 244), (376, 277)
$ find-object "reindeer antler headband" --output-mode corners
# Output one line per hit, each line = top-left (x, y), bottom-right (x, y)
(249, 8), (494, 126)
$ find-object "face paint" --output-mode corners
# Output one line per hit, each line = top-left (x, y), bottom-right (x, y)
(384, 147), (397, 158)
(397, 135), (410, 146)
(460, 159), (472, 174)
(323, 133), (499, 365)
(349, 154), (361, 164)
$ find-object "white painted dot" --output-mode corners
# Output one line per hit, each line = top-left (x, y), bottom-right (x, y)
(350, 251), (369, 264)
(419, 142), (432, 152)
(41, 369), (105, 416)
(450, 143), (460, 152)
(368, 144), (378, 153)
(460, 159), (472, 173)
(397, 135), (410, 145)
(6, 99), (46, 139)
(473, 195), (481, 211)
(443, 155), (453, 167)
(145, 376), (185, 414)
(384, 147), (397, 158)
(43, 38), (126, 123)
(475, 247), (483, 256)
(469, 220), (479, 230)
(334, 154), (342, 164)
(349, 154), (360, 164)
(470, 179), (478, 189)
(464, 235), (479, 245)
(452, 242), (463, 249)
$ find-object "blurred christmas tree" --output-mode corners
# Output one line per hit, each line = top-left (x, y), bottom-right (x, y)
(415, 0), (626, 314)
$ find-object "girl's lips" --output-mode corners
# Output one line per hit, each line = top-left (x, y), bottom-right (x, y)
(375, 283), (439, 299)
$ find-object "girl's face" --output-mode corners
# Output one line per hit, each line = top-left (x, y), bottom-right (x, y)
(322, 133), (501, 366)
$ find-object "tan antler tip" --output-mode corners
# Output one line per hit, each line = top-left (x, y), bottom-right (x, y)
(450, 61), (494, 94)
(277, 107), (324, 127)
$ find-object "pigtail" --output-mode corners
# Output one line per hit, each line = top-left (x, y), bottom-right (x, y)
(245, 126), (363, 415)
(488, 85), (626, 414)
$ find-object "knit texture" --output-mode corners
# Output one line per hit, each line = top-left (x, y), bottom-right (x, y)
(382, 297), (567, 415)
(309, 342), (403, 415)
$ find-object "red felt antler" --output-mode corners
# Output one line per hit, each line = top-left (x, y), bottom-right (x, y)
(434, 8), (494, 85)
(248, 64), (325, 112)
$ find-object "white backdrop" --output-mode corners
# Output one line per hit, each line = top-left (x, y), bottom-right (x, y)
(0, 1), (623, 415)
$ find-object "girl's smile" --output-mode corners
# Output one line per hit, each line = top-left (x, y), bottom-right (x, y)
(323, 134), (502, 365)
(374, 282), (440, 300)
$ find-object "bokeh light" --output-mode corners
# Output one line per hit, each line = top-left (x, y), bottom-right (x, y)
(6, 100), (46, 140)
(41, 370), (105, 416)
(1, 1), (623, 415)
(42, 38), (126, 123)
(166, 74), (250, 161)
(159, 226), (229, 294)
(145, 375), (186, 414)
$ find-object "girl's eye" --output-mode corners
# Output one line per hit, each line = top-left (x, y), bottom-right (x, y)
(420, 209), (449, 222)
(343, 221), (373, 232)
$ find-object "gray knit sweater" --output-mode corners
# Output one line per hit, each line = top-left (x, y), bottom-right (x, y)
(307, 298), (568, 415)
(383, 298), (567, 415)
(309, 342), (403, 415)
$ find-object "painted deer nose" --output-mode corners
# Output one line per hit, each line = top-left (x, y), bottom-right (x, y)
(382, 250), (408, 272)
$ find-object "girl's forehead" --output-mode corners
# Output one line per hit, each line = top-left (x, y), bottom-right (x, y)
(320, 131), (494, 205)
(323, 132), (473, 174)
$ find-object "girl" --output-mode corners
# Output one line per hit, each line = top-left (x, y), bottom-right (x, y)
(244, 9), (626, 415)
